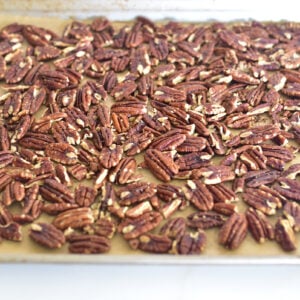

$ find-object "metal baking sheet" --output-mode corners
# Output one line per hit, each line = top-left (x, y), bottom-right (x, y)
(0, 14), (299, 264)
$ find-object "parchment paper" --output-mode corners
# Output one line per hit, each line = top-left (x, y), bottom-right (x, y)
(0, 15), (299, 263)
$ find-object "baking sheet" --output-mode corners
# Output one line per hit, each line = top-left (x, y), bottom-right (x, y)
(0, 15), (299, 264)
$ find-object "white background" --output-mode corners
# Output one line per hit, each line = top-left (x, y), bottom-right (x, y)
(0, 263), (300, 299)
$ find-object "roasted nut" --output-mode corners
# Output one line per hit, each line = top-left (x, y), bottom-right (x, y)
(182, 180), (214, 211)
(129, 233), (173, 253)
(219, 213), (248, 250)
(67, 233), (111, 254)
(29, 223), (65, 248)
(175, 230), (207, 255)
(246, 208), (274, 243)
(144, 149), (179, 182)
(187, 211), (226, 229)
(275, 218), (297, 252)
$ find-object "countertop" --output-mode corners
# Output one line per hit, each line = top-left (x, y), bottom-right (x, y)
(0, 263), (299, 299)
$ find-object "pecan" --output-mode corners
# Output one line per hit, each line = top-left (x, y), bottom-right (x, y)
(175, 136), (207, 153)
(219, 213), (248, 250)
(246, 208), (274, 243)
(75, 185), (96, 207)
(111, 113), (130, 133)
(84, 218), (116, 239)
(160, 217), (186, 241)
(160, 199), (182, 219)
(5, 56), (33, 84)
(29, 223), (65, 249)
(0, 170), (12, 191)
(32, 112), (66, 133)
(130, 46), (151, 75)
(52, 121), (81, 145)
(67, 234), (111, 254)
(150, 131), (186, 151)
(0, 126), (10, 151)
(42, 203), (79, 215)
(195, 165), (235, 184)
(111, 81), (137, 101)
(144, 149), (179, 182)
(244, 169), (280, 188)
(11, 115), (32, 143)
(0, 222), (22, 242)
(0, 204), (13, 226)
(275, 218), (296, 252)
(187, 211), (226, 229)
(182, 180), (214, 211)
(243, 186), (282, 215)
(0, 151), (14, 168)
(239, 124), (280, 144)
(35, 45), (61, 61)
(117, 182), (156, 206)
(45, 142), (78, 165)
(149, 37), (169, 60)
(23, 25), (56, 46)
(53, 207), (94, 230)
(213, 203), (238, 216)
(99, 144), (123, 169)
(19, 132), (55, 150)
(118, 211), (162, 239)
(40, 178), (74, 204)
(153, 86), (186, 103)
(109, 157), (137, 184)
(124, 201), (152, 218)
(274, 177), (300, 202)
(129, 233), (172, 253)
(3, 91), (22, 118)
(283, 202), (300, 232)
(175, 231), (207, 255)
(39, 69), (70, 90)
(2, 181), (25, 206)
(156, 183), (183, 203)
(67, 164), (87, 181)
(111, 99), (147, 116)
(206, 183), (238, 203)
(124, 131), (154, 156)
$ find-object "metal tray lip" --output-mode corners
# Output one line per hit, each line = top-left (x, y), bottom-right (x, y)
(1, 254), (300, 265)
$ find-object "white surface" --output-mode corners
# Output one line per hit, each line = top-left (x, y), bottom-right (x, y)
(1, 0), (300, 21)
(0, 264), (299, 300)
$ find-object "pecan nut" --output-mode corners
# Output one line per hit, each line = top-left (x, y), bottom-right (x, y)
(29, 223), (65, 248)
(275, 218), (297, 252)
(187, 211), (226, 229)
(246, 208), (274, 243)
(129, 233), (172, 253)
(219, 213), (248, 250)
(183, 180), (214, 211)
(67, 233), (111, 254)
(144, 149), (179, 182)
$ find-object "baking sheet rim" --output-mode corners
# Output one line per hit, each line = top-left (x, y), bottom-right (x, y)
(0, 254), (300, 264)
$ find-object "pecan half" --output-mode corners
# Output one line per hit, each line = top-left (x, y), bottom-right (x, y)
(246, 208), (274, 243)
(275, 218), (297, 252)
(283, 202), (300, 232)
(29, 223), (65, 249)
(0, 222), (22, 241)
(187, 211), (226, 229)
(159, 217), (186, 241)
(45, 142), (78, 165)
(40, 178), (74, 204)
(118, 211), (162, 239)
(219, 213), (248, 250)
(67, 234), (111, 254)
(175, 231), (207, 255)
(129, 233), (172, 253)
(144, 149), (179, 182)
(183, 180), (214, 211)
(52, 207), (94, 230)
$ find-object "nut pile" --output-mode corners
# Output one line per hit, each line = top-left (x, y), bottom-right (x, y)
(0, 18), (300, 254)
